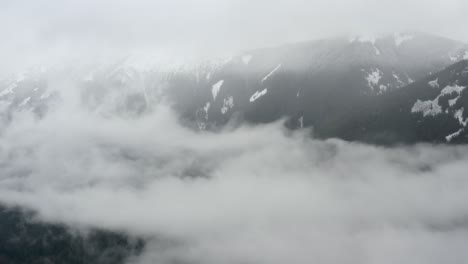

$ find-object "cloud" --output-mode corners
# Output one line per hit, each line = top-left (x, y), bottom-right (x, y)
(1, 74), (468, 263)
(1, 0), (468, 73)
(2, 1), (468, 261)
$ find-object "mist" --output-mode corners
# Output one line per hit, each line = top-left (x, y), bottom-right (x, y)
(2, 0), (468, 263)
(1, 74), (468, 263)
(2, 0), (468, 73)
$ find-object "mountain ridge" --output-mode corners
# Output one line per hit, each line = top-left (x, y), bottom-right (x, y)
(1, 33), (468, 144)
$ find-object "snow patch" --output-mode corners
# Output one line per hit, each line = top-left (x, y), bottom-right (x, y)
(261, 64), (281, 83)
(455, 108), (468, 127)
(350, 35), (377, 44)
(298, 116), (304, 129)
(203, 102), (210, 119)
(449, 96), (460, 107)
(446, 129), (463, 142)
(404, 73), (414, 84)
(374, 47), (381, 56)
(440, 84), (465, 96)
(0, 82), (17, 97)
(241, 55), (253, 65)
(203, 102), (210, 112)
(350, 36), (380, 55)
(364, 69), (382, 91)
(428, 78), (439, 88)
(412, 85), (466, 118)
(197, 122), (206, 131)
(379, 85), (387, 93)
(15, 73), (26, 83)
(392, 73), (406, 88)
(411, 98), (442, 117)
(211, 80), (224, 100)
(394, 33), (414, 46)
(221, 96), (234, 114)
(40, 90), (53, 100)
(249, 89), (268, 102)
(19, 97), (31, 107)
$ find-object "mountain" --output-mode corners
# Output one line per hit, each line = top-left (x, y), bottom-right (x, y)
(343, 59), (468, 144)
(181, 32), (468, 131)
(0, 32), (467, 144)
(0, 205), (144, 264)
(1, 33), (468, 263)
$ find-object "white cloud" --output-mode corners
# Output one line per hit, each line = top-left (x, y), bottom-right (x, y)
(1, 1), (468, 261)
(0, 76), (468, 263)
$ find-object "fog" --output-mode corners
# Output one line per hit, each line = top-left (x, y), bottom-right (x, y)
(2, 0), (468, 263)
(2, 0), (468, 72)
(1, 77), (468, 263)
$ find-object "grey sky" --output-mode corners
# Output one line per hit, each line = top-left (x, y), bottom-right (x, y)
(1, 0), (467, 65)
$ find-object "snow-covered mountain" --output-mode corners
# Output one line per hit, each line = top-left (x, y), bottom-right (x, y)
(352, 59), (468, 144)
(187, 32), (468, 129)
(1, 32), (467, 144)
(1, 33), (468, 264)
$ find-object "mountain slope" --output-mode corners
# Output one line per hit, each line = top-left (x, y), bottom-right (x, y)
(185, 32), (468, 130)
(1, 33), (467, 144)
(0, 205), (144, 264)
(344, 59), (468, 144)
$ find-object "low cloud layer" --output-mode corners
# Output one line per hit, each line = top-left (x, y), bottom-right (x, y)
(1, 78), (468, 263)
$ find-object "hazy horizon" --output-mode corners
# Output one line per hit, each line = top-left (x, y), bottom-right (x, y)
(2, 0), (468, 72)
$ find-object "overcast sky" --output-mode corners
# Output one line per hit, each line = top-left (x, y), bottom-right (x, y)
(1, 0), (468, 70)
